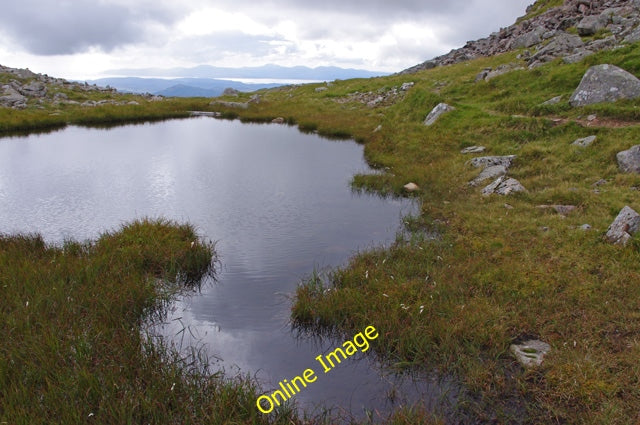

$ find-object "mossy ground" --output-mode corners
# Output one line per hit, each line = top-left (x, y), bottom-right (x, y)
(2, 40), (640, 423)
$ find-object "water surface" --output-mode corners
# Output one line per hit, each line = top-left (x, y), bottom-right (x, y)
(0, 118), (449, 420)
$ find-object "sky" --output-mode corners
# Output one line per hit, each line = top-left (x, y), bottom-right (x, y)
(0, 0), (533, 80)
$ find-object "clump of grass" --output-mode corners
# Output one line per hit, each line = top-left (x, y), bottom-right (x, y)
(0, 219), (305, 424)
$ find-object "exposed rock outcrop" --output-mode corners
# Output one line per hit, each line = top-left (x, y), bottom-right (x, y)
(569, 64), (640, 106)
(402, 0), (640, 74)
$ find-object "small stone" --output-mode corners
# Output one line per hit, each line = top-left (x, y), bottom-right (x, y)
(510, 340), (551, 368)
(469, 165), (507, 186)
(404, 182), (420, 192)
(461, 146), (486, 154)
(373, 125), (382, 133)
(315, 87), (328, 92)
(572, 135), (597, 147)
(587, 114), (597, 122)
(580, 224), (592, 231)
(504, 203), (514, 210)
(541, 95), (562, 105)
(272, 117), (285, 124)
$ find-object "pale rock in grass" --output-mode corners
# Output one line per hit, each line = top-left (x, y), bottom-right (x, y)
(577, 14), (608, 36)
(510, 340), (551, 368)
(469, 165), (507, 186)
(403, 182), (420, 192)
(482, 176), (526, 196)
(461, 146), (486, 154)
(605, 206), (640, 245)
(272, 117), (285, 124)
(572, 135), (597, 147)
(569, 64), (640, 107)
(469, 155), (516, 169)
(424, 102), (454, 126)
(541, 95), (563, 105)
(617, 145), (640, 173)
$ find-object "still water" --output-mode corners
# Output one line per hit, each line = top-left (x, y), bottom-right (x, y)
(0, 118), (450, 420)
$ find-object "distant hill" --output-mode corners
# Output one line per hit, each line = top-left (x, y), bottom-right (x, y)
(102, 64), (388, 82)
(83, 77), (283, 97)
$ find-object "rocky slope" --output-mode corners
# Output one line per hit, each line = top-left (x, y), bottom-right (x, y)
(402, 0), (640, 74)
(0, 65), (162, 109)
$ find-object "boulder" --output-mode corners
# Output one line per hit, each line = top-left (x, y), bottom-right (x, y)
(510, 340), (551, 368)
(512, 27), (545, 48)
(623, 27), (640, 43)
(469, 165), (507, 186)
(469, 155), (516, 169)
(570, 64), (640, 107)
(572, 135), (597, 147)
(482, 176), (526, 196)
(529, 32), (584, 66)
(577, 15), (608, 35)
(209, 100), (249, 109)
(605, 206), (640, 245)
(617, 145), (640, 173)
(223, 88), (240, 96)
(20, 81), (47, 97)
(424, 103), (455, 126)
(0, 86), (27, 108)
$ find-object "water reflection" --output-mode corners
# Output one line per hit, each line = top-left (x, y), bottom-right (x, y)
(0, 117), (451, 420)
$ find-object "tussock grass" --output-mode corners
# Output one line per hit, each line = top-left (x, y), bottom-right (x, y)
(0, 219), (306, 424)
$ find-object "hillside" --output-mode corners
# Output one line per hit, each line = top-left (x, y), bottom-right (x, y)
(2, 0), (640, 424)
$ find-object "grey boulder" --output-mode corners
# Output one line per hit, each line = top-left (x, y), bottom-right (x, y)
(570, 64), (640, 107)
(605, 206), (640, 246)
(617, 145), (640, 173)
(424, 103), (454, 126)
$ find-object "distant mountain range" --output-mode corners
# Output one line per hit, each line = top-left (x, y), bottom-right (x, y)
(84, 77), (283, 98)
(85, 65), (388, 97)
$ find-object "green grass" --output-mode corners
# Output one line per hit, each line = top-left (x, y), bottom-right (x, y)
(0, 219), (308, 424)
(3, 21), (640, 425)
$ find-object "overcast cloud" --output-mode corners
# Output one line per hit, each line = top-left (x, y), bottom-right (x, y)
(0, 0), (532, 79)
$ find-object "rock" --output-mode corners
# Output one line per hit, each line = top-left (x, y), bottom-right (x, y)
(424, 103), (455, 126)
(617, 145), (640, 173)
(605, 206), (640, 245)
(512, 28), (545, 48)
(563, 49), (595, 64)
(272, 117), (285, 124)
(510, 340), (551, 368)
(469, 165), (508, 186)
(223, 87), (240, 96)
(572, 135), (597, 147)
(580, 224), (592, 231)
(623, 26), (640, 43)
(401, 82), (415, 91)
(529, 32), (584, 67)
(469, 155), (516, 169)
(0, 86), (27, 108)
(248, 94), (261, 104)
(403, 182), (420, 192)
(127, 101), (140, 105)
(20, 81), (47, 97)
(475, 68), (492, 82)
(569, 64), (640, 107)
(482, 176), (526, 196)
(577, 15), (608, 35)
(485, 64), (524, 81)
(554, 205), (577, 215)
(315, 87), (328, 92)
(542, 95), (563, 105)
(461, 146), (486, 154)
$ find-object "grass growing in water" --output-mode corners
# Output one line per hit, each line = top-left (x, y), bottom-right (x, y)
(0, 219), (305, 424)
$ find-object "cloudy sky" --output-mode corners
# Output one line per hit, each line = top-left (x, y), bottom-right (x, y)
(0, 0), (532, 79)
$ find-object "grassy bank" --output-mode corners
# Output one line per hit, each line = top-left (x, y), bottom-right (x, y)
(208, 45), (640, 423)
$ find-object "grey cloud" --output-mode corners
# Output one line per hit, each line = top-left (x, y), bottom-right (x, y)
(0, 0), (178, 55)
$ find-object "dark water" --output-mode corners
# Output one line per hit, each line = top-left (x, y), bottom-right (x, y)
(0, 118), (452, 420)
